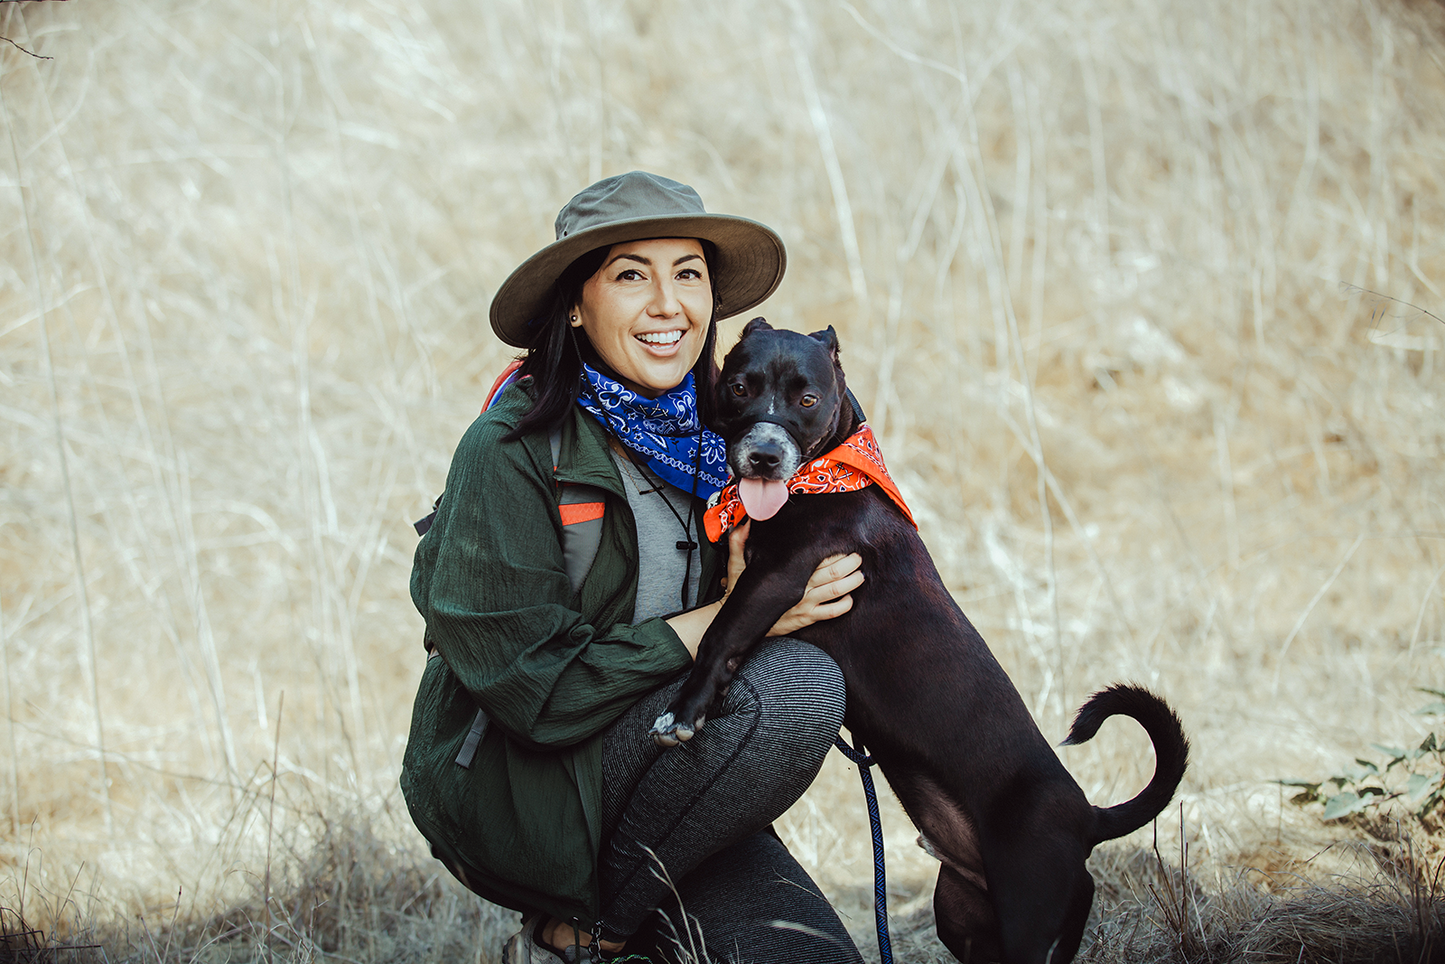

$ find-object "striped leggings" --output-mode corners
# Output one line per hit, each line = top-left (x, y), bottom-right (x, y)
(596, 638), (863, 964)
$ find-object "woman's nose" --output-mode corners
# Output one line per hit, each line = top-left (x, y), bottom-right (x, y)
(647, 278), (681, 316)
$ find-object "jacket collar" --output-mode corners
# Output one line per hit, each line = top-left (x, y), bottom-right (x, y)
(551, 404), (629, 495)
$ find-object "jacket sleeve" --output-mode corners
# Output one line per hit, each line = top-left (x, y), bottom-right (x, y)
(412, 410), (693, 749)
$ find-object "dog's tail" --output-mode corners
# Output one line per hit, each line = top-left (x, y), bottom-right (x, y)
(1061, 683), (1190, 845)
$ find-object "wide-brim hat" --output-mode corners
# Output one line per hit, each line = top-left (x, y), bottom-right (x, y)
(490, 171), (786, 348)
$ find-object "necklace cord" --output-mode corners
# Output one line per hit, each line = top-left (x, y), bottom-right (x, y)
(619, 445), (699, 609)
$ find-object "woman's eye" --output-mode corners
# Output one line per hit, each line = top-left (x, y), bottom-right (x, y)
(800, 394), (818, 408)
(731, 384), (747, 397)
(616, 268), (643, 281)
(677, 267), (703, 280)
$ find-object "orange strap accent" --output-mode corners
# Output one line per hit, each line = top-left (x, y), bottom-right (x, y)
(559, 502), (605, 526)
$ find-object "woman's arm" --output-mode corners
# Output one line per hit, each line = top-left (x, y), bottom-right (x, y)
(664, 521), (864, 658)
(416, 412), (693, 748)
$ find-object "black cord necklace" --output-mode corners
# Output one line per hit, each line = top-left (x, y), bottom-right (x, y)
(618, 443), (701, 610)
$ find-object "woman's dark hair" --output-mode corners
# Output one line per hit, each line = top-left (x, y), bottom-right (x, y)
(504, 239), (722, 441)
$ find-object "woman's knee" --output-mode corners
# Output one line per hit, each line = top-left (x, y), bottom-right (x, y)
(728, 638), (846, 749)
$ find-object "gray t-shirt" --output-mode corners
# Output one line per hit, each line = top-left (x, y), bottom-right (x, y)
(611, 449), (704, 623)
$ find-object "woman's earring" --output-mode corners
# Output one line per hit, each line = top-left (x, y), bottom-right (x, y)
(570, 314), (581, 327)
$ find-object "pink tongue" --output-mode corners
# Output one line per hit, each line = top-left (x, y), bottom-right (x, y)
(739, 478), (790, 520)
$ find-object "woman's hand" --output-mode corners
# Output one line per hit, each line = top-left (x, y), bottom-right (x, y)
(765, 548), (864, 637)
(725, 521), (864, 637)
(722, 520), (752, 596)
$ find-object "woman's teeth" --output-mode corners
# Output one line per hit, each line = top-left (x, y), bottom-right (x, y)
(637, 331), (682, 346)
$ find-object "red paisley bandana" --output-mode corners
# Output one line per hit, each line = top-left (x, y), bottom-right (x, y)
(703, 425), (916, 543)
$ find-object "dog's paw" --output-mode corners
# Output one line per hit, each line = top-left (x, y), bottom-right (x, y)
(649, 711), (698, 747)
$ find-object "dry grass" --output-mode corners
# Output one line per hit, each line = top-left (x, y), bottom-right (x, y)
(3, 0), (1445, 960)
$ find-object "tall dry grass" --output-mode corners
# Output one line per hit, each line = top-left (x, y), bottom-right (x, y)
(2, 0), (1445, 960)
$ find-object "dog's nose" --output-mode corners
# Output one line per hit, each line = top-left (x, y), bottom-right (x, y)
(747, 449), (781, 474)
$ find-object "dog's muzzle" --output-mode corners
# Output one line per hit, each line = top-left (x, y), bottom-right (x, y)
(729, 421), (802, 481)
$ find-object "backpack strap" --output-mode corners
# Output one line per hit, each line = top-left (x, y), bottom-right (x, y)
(421, 371), (611, 770)
(483, 359), (525, 410)
(416, 424), (607, 596)
(413, 498), (442, 537)
(552, 426), (607, 598)
(449, 425), (605, 770)
(455, 703), (490, 768)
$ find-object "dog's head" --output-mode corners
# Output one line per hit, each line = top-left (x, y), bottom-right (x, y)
(713, 318), (858, 520)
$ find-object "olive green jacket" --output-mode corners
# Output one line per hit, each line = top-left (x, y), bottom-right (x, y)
(401, 382), (722, 923)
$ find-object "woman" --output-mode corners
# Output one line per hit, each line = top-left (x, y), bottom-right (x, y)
(402, 172), (866, 964)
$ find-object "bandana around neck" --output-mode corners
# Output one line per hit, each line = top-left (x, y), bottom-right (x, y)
(703, 425), (916, 543)
(576, 365), (729, 498)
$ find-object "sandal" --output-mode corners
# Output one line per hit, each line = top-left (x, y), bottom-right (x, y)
(501, 914), (590, 964)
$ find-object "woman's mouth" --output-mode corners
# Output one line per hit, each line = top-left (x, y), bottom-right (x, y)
(636, 330), (684, 348)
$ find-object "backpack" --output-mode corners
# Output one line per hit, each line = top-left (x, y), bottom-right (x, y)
(414, 360), (607, 596)
(414, 361), (609, 769)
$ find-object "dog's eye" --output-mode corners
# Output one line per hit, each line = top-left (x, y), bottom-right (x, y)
(731, 383), (747, 397)
(800, 394), (819, 408)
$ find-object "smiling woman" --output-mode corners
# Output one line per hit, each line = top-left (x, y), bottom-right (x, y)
(400, 172), (868, 964)
(570, 238), (713, 398)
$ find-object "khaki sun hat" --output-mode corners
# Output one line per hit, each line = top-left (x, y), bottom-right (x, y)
(490, 171), (787, 348)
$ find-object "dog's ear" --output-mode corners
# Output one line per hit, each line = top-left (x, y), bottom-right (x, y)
(741, 317), (773, 339)
(809, 325), (841, 366)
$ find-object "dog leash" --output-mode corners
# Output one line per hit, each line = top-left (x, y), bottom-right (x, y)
(833, 734), (894, 964)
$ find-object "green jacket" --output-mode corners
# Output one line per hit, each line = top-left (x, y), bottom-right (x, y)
(401, 382), (723, 923)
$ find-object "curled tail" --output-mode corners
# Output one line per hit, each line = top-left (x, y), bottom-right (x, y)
(1062, 683), (1190, 845)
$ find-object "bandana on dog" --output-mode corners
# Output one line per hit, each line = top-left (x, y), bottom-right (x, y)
(576, 365), (729, 498)
(703, 425), (916, 542)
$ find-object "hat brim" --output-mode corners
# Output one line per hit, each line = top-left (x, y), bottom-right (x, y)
(489, 213), (786, 348)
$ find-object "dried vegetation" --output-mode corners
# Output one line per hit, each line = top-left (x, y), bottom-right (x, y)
(3, 0), (1445, 960)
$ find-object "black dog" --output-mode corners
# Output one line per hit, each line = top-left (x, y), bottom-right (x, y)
(650, 319), (1189, 964)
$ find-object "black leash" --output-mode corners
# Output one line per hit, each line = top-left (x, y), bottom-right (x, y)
(834, 733), (893, 964)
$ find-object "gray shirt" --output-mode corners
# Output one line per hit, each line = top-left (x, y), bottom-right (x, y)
(611, 449), (705, 622)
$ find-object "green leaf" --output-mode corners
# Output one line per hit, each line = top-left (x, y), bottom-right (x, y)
(1323, 792), (1372, 820)
(1416, 687), (1445, 700)
(1373, 744), (1407, 759)
(1277, 779), (1321, 790)
(1351, 760), (1381, 776)
(1406, 772), (1438, 801)
(1415, 702), (1445, 716)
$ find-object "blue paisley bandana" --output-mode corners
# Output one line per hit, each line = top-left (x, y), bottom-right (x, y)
(577, 365), (729, 498)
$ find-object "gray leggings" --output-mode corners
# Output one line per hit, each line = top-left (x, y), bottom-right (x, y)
(596, 639), (863, 964)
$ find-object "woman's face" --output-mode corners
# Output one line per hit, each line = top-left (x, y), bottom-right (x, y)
(572, 237), (712, 397)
